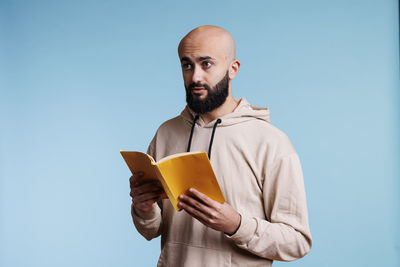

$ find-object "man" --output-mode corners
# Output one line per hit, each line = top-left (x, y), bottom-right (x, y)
(130, 25), (312, 266)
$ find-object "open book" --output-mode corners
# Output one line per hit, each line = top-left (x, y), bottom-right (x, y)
(120, 151), (226, 211)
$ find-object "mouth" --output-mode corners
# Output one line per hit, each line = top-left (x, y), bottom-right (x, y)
(191, 87), (206, 94)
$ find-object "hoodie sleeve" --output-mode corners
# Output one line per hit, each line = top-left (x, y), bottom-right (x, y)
(130, 135), (163, 241)
(226, 153), (312, 261)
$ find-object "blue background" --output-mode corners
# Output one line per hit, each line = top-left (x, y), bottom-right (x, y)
(1, 1), (399, 266)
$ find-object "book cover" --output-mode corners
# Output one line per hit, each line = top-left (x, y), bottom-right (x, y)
(121, 151), (226, 211)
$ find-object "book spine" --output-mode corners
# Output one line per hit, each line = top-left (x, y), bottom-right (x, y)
(154, 165), (180, 211)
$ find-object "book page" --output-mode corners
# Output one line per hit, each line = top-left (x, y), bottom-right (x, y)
(120, 151), (159, 183)
(156, 152), (225, 210)
(156, 151), (203, 164)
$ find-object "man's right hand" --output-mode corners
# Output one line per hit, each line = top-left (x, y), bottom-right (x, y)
(129, 172), (164, 213)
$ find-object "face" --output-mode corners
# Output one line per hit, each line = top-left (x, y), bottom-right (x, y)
(179, 37), (232, 114)
(185, 71), (229, 114)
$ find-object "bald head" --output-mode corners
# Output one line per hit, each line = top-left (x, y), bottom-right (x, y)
(178, 25), (236, 62)
(178, 25), (241, 112)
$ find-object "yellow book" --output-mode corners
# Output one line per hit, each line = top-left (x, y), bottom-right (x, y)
(120, 151), (226, 211)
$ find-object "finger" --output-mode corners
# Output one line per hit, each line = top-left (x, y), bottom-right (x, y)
(134, 197), (160, 208)
(130, 172), (144, 186)
(132, 181), (163, 195)
(179, 194), (214, 218)
(133, 194), (161, 207)
(178, 200), (210, 225)
(186, 188), (216, 208)
(132, 181), (162, 191)
(131, 178), (162, 189)
(131, 186), (163, 198)
(132, 190), (163, 204)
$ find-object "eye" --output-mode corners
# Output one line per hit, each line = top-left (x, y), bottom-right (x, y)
(182, 63), (192, 70)
(202, 61), (212, 68)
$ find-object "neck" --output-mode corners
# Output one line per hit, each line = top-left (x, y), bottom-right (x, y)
(200, 95), (239, 124)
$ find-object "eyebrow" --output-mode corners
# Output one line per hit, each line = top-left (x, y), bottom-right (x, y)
(198, 56), (216, 61)
(180, 56), (216, 62)
(180, 56), (192, 62)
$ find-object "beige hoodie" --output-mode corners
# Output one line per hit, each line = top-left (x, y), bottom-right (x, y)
(132, 98), (312, 267)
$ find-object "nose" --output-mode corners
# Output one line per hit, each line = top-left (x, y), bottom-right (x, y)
(191, 65), (204, 84)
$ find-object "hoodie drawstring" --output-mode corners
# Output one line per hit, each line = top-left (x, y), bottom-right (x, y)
(207, 119), (222, 160)
(186, 116), (222, 160)
(187, 115), (200, 153)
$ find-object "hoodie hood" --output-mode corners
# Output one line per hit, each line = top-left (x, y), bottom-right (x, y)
(180, 98), (270, 128)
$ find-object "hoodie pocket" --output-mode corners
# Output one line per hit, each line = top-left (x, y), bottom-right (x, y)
(157, 241), (231, 267)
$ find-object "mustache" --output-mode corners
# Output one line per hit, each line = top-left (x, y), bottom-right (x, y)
(188, 82), (211, 91)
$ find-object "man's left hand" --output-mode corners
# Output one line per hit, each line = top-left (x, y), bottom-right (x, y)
(178, 188), (241, 235)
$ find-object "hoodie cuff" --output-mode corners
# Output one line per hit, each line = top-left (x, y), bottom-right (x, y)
(225, 215), (258, 245)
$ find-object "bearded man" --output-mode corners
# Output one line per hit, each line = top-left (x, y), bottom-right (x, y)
(129, 25), (312, 267)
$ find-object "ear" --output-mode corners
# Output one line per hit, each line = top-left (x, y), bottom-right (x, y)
(228, 59), (241, 79)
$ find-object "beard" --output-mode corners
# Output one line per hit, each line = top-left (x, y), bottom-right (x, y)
(185, 71), (229, 114)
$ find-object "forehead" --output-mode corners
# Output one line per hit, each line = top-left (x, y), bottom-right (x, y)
(178, 35), (228, 61)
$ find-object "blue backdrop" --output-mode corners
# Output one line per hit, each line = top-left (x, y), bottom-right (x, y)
(1, 1), (399, 266)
